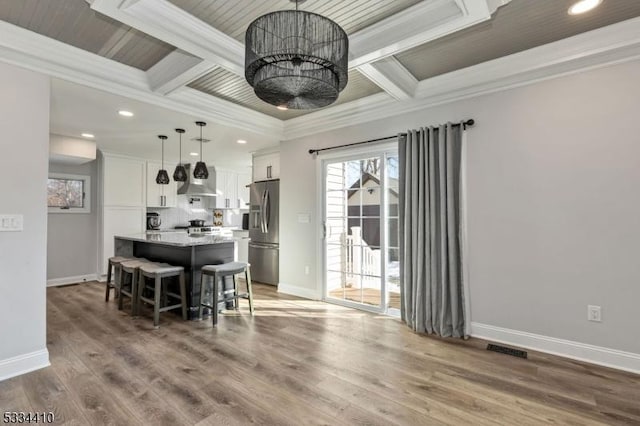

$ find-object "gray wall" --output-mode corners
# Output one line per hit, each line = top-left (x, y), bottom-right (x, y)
(279, 59), (640, 355)
(0, 62), (49, 367)
(47, 160), (98, 280)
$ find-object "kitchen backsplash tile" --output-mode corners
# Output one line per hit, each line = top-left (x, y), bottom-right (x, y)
(148, 195), (246, 229)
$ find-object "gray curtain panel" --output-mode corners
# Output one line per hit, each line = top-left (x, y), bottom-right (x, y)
(399, 123), (466, 337)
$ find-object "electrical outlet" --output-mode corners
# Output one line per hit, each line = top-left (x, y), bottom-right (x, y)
(304, 265), (310, 275)
(588, 305), (602, 322)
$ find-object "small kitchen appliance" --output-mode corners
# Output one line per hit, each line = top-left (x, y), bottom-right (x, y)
(146, 212), (161, 230)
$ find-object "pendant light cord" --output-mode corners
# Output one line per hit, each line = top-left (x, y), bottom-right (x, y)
(199, 126), (203, 162)
(161, 138), (164, 168)
(178, 132), (182, 165)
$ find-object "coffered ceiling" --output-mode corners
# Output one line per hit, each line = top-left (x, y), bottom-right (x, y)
(189, 68), (382, 120)
(168, 0), (422, 41)
(396, 0), (640, 81)
(1, 0), (640, 144)
(0, 0), (175, 70)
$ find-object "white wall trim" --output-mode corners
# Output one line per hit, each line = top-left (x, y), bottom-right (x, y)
(278, 283), (322, 300)
(0, 349), (50, 382)
(47, 274), (99, 287)
(471, 323), (640, 375)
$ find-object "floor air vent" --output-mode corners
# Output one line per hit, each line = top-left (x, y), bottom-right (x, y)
(486, 344), (528, 359)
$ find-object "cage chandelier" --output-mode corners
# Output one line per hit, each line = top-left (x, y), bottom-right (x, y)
(244, 0), (349, 110)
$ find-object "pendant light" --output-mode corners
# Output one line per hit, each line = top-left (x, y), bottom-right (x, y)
(245, 0), (348, 109)
(193, 121), (209, 179)
(173, 128), (187, 182)
(156, 135), (170, 184)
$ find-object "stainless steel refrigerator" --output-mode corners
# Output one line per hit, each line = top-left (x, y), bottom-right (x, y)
(248, 180), (279, 285)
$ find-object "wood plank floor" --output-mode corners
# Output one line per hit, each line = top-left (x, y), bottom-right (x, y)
(1, 282), (639, 425)
(329, 287), (401, 309)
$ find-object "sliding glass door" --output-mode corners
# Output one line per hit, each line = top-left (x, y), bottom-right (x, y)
(323, 148), (399, 315)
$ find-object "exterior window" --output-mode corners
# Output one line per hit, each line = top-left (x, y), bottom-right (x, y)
(47, 173), (91, 213)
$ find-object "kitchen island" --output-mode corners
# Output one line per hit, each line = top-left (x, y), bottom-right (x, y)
(114, 232), (235, 319)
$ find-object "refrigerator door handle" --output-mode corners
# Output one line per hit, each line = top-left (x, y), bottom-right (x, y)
(249, 243), (277, 249)
(264, 189), (270, 233)
(260, 189), (267, 233)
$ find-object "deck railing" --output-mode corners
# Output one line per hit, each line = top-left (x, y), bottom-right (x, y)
(343, 226), (380, 288)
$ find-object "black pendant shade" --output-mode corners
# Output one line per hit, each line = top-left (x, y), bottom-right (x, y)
(173, 128), (187, 182)
(193, 161), (209, 179)
(193, 121), (209, 179)
(245, 0), (348, 110)
(156, 135), (170, 185)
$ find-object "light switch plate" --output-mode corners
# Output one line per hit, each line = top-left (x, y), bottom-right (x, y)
(0, 214), (24, 232)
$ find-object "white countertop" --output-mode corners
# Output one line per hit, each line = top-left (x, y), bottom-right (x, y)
(116, 233), (236, 247)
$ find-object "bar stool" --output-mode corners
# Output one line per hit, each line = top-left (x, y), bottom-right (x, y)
(118, 258), (150, 315)
(137, 263), (187, 327)
(106, 256), (132, 302)
(199, 262), (254, 326)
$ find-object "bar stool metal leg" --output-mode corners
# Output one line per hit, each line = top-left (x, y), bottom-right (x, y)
(117, 268), (126, 311)
(198, 272), (206, 320)
(212, 272), (219, 326)
(232, 274), (239, 311)
(106, 262), (113, 302)
(179, 271), (187, 321)
(153, 275), (162, 327)
(246, 266), (254, 315)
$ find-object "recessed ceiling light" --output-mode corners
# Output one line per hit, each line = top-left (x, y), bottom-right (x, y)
(568, 0), (602, 15)
(190, 152), (199, 156)
(237, 139), (247, 144)
(118, 110), (134, 117)
(277, 105), (288, 111)
(81, 133), (95, 138)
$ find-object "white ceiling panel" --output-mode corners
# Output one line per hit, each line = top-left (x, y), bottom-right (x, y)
(169, 0), (422, 40)
(0, 0), (175, 70)
(396, 0), (640, 80)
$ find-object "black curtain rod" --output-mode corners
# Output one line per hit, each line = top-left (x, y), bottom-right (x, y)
(308, 119), (475, 155)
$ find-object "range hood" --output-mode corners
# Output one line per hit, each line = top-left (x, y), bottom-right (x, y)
(177, 164), (217, 197)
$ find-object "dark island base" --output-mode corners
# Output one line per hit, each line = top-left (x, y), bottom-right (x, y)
(115, 238), (235, 320)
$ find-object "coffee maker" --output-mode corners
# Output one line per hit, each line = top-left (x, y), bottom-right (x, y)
(146, 212), (161, 230)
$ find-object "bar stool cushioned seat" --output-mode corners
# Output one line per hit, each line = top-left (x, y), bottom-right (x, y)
(199, 262), (254, 326)
(106, 256), (133, 302)
(137, 262), (187, 327)
(118, 258), (151, 315)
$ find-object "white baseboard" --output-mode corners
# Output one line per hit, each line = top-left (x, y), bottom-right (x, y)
(471, 322), (640, 375)
(0, 349), (50, 382)
(47, 274), (98, 287)
(278, 283), (322, 300)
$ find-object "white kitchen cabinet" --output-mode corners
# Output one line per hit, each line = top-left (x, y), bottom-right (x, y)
(215, 170), (235, 209)
(215, 169), (250, 209)
(103, 155), (146, 207)
(233, 230), (250, 263)
(146, 161), (177, 208)
(98, 153), (146, 275)
(253, 152), (280, 182)
(237, 172), (251, 208)
(101, 206), (145, 273)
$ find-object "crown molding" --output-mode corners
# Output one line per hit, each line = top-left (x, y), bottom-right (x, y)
(0, 20), (283, 137)
(282, 17), (640, 140)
